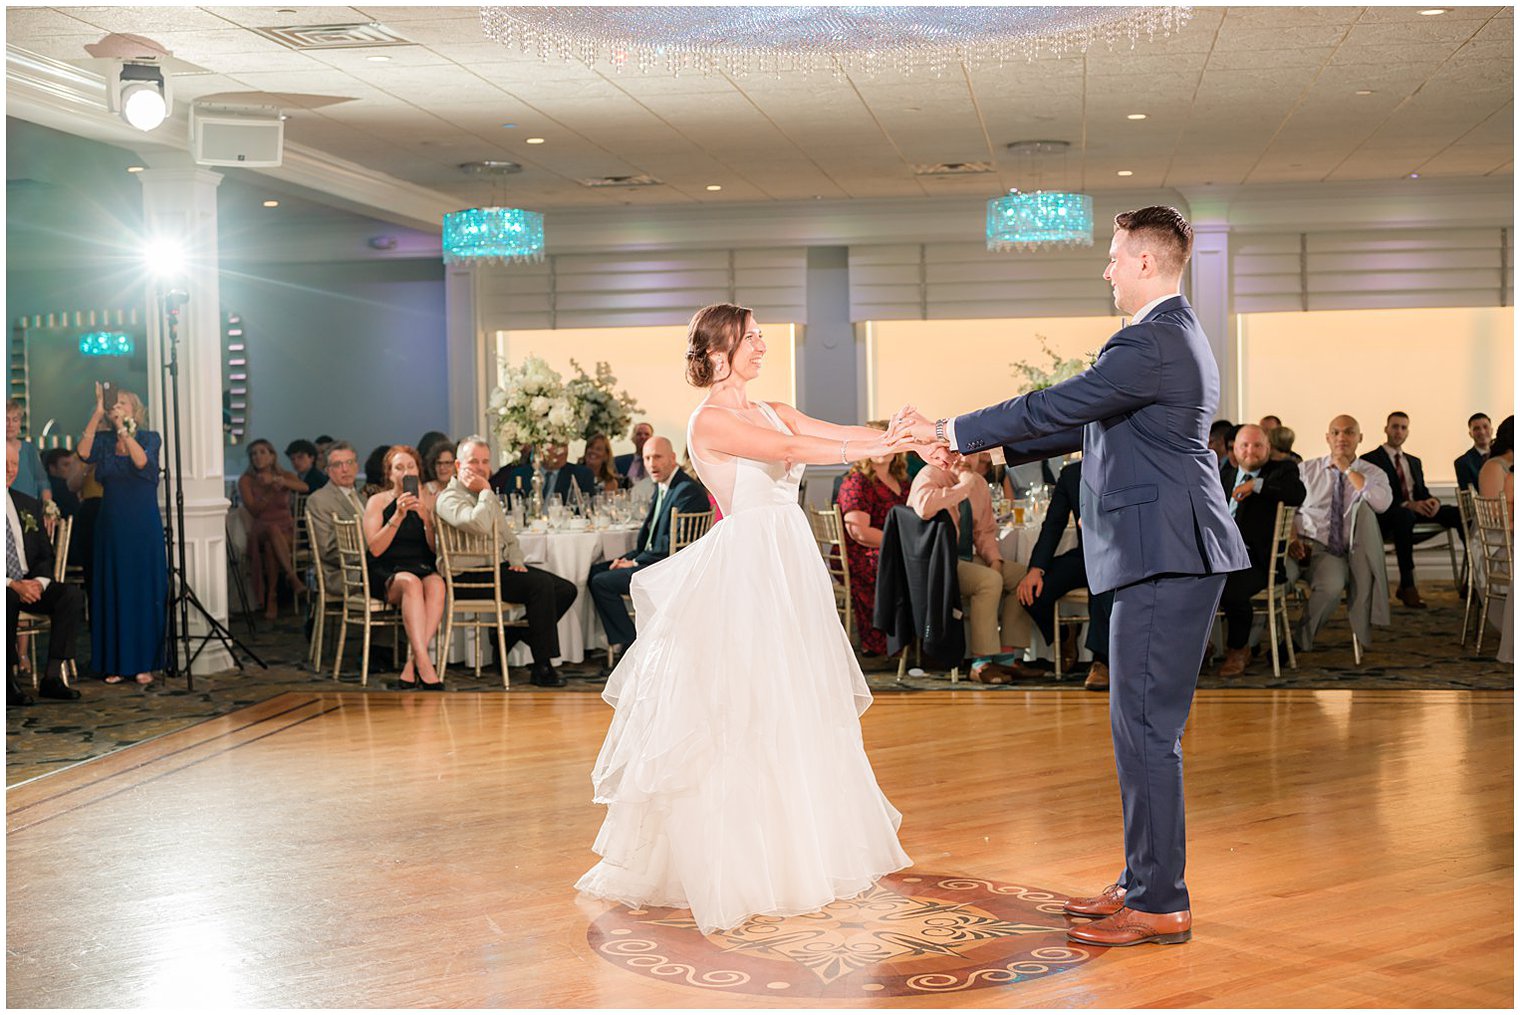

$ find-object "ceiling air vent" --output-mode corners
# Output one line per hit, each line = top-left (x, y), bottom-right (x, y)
(913, 162), (994, 176)
(252, 23), (415, 50)
(578, 174), (664, 188)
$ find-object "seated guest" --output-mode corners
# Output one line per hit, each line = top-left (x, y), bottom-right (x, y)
(1259, 414), (1283, 433)
(417, 431), (451, 460)
(1456, 412), (1492, 491)
(836, 426), (909, 658)
(436, 436), (579, 687)
(614, 421), (654, 484)
(361, 444), (391, 499)
(43, 448), (82, 519)
(908, 450), (1040, 683)
(1291, 415), (1393, 651)
(539, 443), (598, 501)
(7, 453), (84, 704)
(1014, 457), (1114, 690)
(421, 440), (456, 500)
(305, 441), (366, 595)
(314, 435), (336, 471)
(1360, 411), (1463, 609)
(588, 437), (709, 668)
(1215, 425), (1306, 676)
(285, 439), (328, 493)
(362, 445), (444, 689)
(1477, 415), (1514, 526)
(1004, 456), (1062, 498)
(239, 438), (308, 620)
(1267, 425), (1301, 463)
(1208, 419), (1234, 467)
(581, 433), (627, 493)
(6, 399), (52, 526)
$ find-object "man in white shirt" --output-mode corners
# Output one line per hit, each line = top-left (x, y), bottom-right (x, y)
(7, 453), (84, 704)
(305, 441), (367, 596)
(1291, 415), (1393, 651)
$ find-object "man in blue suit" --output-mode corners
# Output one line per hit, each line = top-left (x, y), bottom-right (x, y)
(894, 206), (1249, 948)
(588, 436), (709, 669)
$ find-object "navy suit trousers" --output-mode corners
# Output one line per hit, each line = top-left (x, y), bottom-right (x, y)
(588, 559), (639, 648)
(1109, 571), (1226, 914)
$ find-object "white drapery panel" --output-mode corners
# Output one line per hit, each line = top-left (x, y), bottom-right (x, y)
(1233, 227), (1513, 313)
(848, 243), (1116, 322)
(475, 247), (808, 330)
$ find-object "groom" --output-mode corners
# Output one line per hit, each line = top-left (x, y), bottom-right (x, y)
(893, 206), (1248, 947)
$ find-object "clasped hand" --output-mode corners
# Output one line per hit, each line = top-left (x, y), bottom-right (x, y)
(884, 405), (956, 468)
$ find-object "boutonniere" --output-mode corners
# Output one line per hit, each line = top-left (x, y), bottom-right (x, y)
(21, 511), (38, 534)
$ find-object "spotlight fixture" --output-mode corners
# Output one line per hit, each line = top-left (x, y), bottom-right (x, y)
(366, 55), (391, 62)
(1116, 170), (1134, 177)
(705, 184), (722, 191)
(262, 200), (280, 207)
(109, 61), (171, 132)
(525, 137), (546, 144)
(144, 238), (186, 278)
(1126, 113), (1147, 120)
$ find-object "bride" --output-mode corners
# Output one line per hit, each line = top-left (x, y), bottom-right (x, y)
(575, 303), (925, 934)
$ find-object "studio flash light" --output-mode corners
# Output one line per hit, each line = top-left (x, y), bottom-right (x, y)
(109, 60), (171, 132)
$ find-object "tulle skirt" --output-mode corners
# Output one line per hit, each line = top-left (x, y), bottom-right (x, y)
(575, 502), (911, 934)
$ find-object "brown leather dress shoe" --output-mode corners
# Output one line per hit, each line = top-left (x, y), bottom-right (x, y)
(1217, 647), (1249, 677)
(1062, 882), (1126, 917)
(1398, 586), (1427, 609)
(1067, 906), (1192, 947)
(1082, 661), (1109, 691)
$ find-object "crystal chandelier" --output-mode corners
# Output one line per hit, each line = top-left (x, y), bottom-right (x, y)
(986, 191), (1094, 252)
(480, 6), (1191, 77)
(443, 208), (545, 266)
(442, 161), (544, 267)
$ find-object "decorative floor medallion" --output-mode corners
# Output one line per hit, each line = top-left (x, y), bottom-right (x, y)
(586, 872), (1101, 998)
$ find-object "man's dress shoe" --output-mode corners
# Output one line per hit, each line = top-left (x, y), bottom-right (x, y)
(1066, 906), (1192, 947)
(1063, 883), (1126, 918)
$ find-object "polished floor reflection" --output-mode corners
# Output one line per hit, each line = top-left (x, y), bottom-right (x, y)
(6, 689), (1512, 1008)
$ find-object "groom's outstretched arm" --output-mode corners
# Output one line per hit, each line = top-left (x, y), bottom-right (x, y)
(955, 326), (1163, 458)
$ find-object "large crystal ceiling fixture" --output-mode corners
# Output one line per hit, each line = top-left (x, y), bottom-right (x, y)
(987, 140), (1093, 253)
(442, 161), (545, 267)
(479, 6), (1191, 77)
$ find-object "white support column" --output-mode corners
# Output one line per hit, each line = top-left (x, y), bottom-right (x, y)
(1189, 223), (1236, 421)
(138, 161), (233, 674)
(445, 265), (491, 451)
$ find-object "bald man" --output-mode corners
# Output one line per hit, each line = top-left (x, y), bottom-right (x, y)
(1290, 415), (1392, 651)
(1216, 424), (1306, 676)
(587, 435), (710, 666)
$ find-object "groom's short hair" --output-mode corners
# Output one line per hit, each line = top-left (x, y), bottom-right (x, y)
(1114, 206), (1193, 276)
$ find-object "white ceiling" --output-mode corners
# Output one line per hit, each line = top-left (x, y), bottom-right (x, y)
(6, 5), (1514, 212)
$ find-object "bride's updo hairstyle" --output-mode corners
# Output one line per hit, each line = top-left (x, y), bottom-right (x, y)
(685, 302), (753, 387)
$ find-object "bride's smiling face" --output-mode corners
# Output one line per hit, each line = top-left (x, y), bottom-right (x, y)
(723, 314), (766, 382)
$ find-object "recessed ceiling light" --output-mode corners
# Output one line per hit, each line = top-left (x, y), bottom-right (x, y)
(1355, 89), (1375, 96)
(1116, 170), (1134, 177)
(366, 55), (390, 62)
(705, 184), (722, 191)
(1126, 113), (1147, 120)
(501, 122), (517, 129)
(1419, 8), (1450, 14)
(262, 200), (280, 207)
(525, 137), (545, 144)
(126, 165), (144, 173)
(1408, 172), (1421, 179)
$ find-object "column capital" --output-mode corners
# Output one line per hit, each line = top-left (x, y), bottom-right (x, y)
(137, 163), (224, 190)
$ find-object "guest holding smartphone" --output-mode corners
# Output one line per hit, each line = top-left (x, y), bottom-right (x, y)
(362, 445), (444, 689)
(77, 384), (166, 686)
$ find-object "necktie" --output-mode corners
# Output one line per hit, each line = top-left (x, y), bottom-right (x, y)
(1392, 451), (1412, 502)
(1229, 470), (1256, 517)
(1327, 468), (1347, 557)
(545, 469), (560, 496)
(956, 498), (975, 561)
(6, 502), (22, 580)
(645, 485), (667, 551)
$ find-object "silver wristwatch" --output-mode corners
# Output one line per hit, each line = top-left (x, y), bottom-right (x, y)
(934, 417), (948, 443)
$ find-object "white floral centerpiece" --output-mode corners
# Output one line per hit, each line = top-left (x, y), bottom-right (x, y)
(566, 359), (643, 442)
(1011, 335), (1096, 391)
(488, 355), (585, 464)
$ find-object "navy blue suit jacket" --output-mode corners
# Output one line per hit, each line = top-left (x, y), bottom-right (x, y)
(632, 469), (710, 567)
(494, 463), (597, 500)
(954, 295), (1249, 594)
(1360, 446), (1428, 507)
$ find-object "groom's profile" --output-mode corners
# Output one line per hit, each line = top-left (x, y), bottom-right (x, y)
(895, 206), (1249, 946)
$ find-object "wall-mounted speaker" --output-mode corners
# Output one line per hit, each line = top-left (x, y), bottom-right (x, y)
(190, 106), (284, 168)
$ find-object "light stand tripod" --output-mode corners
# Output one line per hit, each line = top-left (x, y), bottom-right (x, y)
(157, 286), (265, 687)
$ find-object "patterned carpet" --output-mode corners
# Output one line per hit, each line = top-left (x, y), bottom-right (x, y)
(7, 580), (1510, 785)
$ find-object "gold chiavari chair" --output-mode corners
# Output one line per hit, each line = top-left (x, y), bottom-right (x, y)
(670, 508), (715, 553)
(17, 515), (73, 690)
(436, 516), (529, 688)
(807, 505), (854, 644)
(1471, 495), (1511, 656)
(303, 504), (346, 673)
(331, 517), (405, 685)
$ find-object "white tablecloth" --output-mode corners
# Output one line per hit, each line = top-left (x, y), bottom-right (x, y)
(503, 525), (640, 665)
(998, 522), (1078, 566)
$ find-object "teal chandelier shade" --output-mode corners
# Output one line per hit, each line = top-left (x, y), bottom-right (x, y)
(986, 191), (1094, 252)
(443, 207), (545, 266)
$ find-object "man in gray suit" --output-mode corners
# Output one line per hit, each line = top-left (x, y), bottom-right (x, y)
(304, 441), (366, 595)
(895, 206), (1249, 948)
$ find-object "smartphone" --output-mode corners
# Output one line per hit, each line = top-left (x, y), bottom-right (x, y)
(402, 475), (420, 498)
(100, 381), (117, 411)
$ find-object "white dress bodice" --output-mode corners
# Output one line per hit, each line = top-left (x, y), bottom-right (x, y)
(686, 401), (805, 517)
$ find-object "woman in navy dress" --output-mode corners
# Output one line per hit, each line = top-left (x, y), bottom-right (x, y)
(78, 386), (166, 685)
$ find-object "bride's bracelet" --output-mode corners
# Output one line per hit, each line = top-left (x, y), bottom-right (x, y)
(840, 439), (849, 465)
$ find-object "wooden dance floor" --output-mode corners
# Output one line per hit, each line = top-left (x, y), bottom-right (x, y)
(7, 688), (1511, 1008)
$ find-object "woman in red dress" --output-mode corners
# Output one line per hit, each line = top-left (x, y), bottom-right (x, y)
(836, 431), (909, 657)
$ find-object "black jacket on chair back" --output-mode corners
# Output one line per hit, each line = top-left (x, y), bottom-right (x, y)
(874, 505), (964, 666)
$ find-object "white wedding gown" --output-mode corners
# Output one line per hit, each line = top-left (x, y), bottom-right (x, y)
(575, 401), (911, 934)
